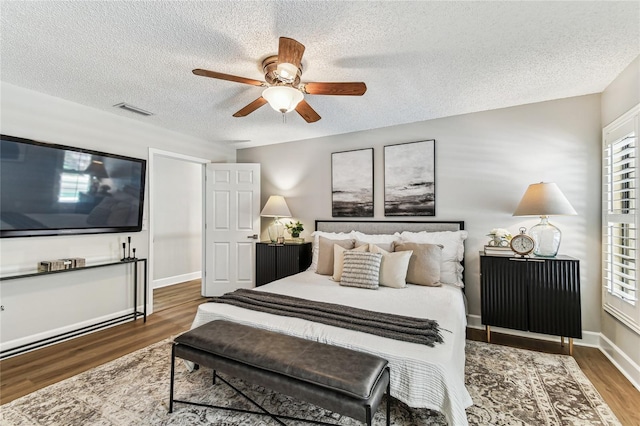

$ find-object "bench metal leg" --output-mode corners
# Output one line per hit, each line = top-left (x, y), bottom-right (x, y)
(172, 369), (370, 426)
(170, 354), (390, 426)
(169, 343), (176, 413)
(214, 373), (287, 426)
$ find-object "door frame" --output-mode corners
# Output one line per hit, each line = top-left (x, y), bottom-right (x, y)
(147, 148), (210, 314)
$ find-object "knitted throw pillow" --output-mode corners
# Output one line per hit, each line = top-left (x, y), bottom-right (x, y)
(340, 251), (382, 290)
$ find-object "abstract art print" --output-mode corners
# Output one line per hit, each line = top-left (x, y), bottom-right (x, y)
(384, 140), (435, 216)
(331, 148), (374, 217)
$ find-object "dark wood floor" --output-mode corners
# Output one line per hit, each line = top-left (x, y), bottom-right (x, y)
(1, 281), (638, 425)
(153, 279), (202, 312)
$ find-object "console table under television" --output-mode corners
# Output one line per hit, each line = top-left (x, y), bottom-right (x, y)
(0, 258), (147, 359)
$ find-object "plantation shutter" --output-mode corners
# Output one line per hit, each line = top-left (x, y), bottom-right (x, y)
(602, 104), (640, 335)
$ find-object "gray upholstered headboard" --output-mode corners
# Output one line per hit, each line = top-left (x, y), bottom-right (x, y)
(315, 220), (464, 234)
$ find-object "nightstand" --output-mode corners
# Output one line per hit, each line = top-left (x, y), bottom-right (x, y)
(256, 242), (312, 286)
(480, 253), (582, 354)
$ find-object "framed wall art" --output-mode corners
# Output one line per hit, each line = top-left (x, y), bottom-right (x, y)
(331, 148), (373, 217)
(384, 140), (435, 216)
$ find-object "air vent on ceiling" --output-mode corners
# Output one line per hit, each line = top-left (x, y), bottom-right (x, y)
(113, 102), (154, 116)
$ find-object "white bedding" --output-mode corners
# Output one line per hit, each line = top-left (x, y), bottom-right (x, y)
(189, 270), (472, 425)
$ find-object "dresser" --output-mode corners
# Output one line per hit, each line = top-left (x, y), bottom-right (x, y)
(256, 242), (312, 286)
(480, 253), (581, 354)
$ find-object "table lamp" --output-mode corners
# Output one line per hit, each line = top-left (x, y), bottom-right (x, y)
(260, 195), (292, 243)
(513, 182), (577, 257)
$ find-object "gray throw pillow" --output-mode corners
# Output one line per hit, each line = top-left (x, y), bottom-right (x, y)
(316, 236), (355, 275)
(340, 251), (382, 289)
(393, 242), (443, 286)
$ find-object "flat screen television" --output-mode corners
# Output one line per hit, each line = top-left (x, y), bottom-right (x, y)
(0, 134), (146, 238)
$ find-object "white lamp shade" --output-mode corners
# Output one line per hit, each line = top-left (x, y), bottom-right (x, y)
(262, 86), (304, 113)
(260, 195), (292, 218)
(513, 182), (577, 217)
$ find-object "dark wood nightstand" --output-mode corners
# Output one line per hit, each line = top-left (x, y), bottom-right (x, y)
(480, 253), (582, 354)
(256, 242), (312, 286)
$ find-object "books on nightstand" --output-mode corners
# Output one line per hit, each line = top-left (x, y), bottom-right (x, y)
(483, 246), (516, 257)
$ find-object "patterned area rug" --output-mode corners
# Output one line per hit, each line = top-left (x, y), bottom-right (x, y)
(0, 339), (620, 425)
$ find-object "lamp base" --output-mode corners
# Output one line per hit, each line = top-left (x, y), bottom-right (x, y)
(267, 218), (284, 243)
(529, 216), (561, 257)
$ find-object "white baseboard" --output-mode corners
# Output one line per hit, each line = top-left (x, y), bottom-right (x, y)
(0, 308), (136, 355)
(466, 314), (600, 348)
(599, 334), (640, 391)
(152, 271), (201, 289)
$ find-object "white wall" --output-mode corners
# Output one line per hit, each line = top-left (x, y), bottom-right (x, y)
(238, 94), (602, 336)
(602, 55), (640, 128)
(0, 82), (234, 350)
(152, 156), (202, 288)
(600, 56), (640, 381)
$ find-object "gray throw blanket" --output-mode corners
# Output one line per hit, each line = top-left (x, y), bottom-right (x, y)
(209, 289), (443, 346)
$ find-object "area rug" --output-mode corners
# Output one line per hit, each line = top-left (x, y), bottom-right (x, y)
(0, 339), (620, 425)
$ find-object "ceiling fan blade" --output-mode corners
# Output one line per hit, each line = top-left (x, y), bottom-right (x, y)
(278, 37), (305, 68)
(295, 100), (321, 123)
(302, 82), (367, 96)
(193, 69), (265, 87)
(233, 97), (268, 117)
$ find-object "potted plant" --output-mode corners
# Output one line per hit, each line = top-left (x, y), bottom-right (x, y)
(285, 221), (304, 239)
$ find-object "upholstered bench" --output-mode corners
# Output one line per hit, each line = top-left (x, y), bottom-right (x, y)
(169, 320), (391, 426)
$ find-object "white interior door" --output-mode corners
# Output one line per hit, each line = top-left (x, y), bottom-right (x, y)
(203, 163), (260, 296)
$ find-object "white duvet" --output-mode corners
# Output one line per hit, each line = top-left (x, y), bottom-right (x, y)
(189, 270), (472, 425)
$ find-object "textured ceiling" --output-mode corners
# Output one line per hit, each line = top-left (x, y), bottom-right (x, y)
(1, 1), (639, 148)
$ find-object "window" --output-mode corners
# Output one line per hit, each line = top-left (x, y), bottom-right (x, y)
(602, 104), (640, 335)
(58, 151), (92, 203)
(59, 173), (91, 202)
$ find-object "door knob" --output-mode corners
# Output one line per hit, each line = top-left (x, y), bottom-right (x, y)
(247, 234), (258, 239)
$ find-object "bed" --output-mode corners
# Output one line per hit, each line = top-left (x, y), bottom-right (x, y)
(189, 220), (472, 425)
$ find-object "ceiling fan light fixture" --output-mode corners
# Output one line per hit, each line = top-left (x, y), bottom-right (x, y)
(262, 86), (303, 114)
(193, 37), (365, 123)
(276, 62), (298, 82)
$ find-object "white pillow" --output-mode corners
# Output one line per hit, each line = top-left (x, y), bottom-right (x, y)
(350, 231), (401, 244)
(369, 244), (413, 288)
(332, 244), (369, 281)
(310, 231), (353, 271)
(351, 231), (401, 252)
(399, 230), (468, 287)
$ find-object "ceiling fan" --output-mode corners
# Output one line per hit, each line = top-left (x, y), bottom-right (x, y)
(192, 37), (367, 123)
